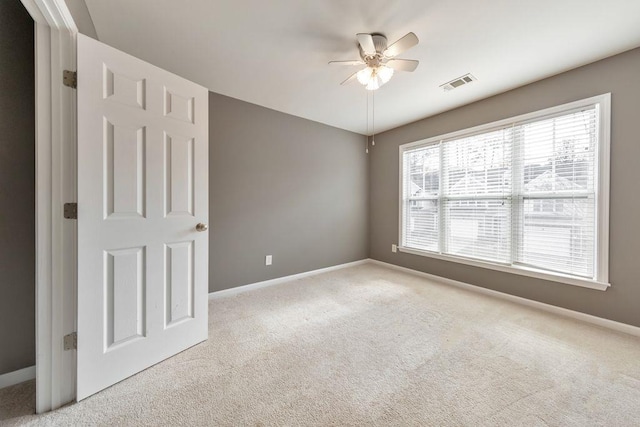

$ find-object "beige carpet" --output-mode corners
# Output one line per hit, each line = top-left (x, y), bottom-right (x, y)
(2, 263), (640, 426)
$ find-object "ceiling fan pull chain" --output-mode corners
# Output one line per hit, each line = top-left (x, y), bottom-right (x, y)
(372, 91), (375, 146)
(365, 90), (369, 154)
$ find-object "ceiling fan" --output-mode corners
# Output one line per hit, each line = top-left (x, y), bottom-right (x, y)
(329, 32), (419, 90)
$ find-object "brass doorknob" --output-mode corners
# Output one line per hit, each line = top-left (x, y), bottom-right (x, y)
(196, 223), (208, 232)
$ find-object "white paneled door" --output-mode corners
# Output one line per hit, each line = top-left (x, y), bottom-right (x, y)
(77, 34), (209, 400)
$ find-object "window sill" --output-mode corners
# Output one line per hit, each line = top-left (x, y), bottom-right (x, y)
(397, 246), (610, 291)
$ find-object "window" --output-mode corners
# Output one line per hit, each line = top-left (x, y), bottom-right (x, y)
(399, 94), (610, 290)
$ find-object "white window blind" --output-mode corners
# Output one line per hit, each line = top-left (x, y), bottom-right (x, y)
(400, 95), (609, 287)
(441, 128), (512, 263)
(516, 108), (597, 278)
(402, 144), (439, 252)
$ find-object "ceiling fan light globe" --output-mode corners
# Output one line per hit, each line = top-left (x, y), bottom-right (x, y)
(357, 67), (374, 85)
(378, 66), (394, 84)
(366, 78), (380, 91)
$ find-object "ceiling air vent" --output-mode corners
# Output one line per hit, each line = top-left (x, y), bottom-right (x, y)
(440, 73), (477, 91)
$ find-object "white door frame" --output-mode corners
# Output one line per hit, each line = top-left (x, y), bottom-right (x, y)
(20, 0), (78, 413)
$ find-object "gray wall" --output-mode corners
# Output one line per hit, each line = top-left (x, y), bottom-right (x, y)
(64, 0), (98, 39)
(209, 93), (369, 292)
(0, 1), (35, 375)
(370, 47), (640, 327)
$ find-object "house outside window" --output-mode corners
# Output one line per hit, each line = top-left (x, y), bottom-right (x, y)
(399, 94), (611, 290)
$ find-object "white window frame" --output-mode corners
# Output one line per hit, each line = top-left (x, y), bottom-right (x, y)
(398, 94), (611, 291)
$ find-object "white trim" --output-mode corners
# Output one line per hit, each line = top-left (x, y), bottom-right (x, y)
(33, 18), (53, 414)
(398, 144), (404, 248)
(368, 259), (640, 338)
(397, 246), (609, 291)
(209, 260), (370, 299)
(595, 94), (611, 284)
(22, 0), (78, 30)
(0, 366), (37, 390)
(398, 94), (611, 289)
(22, 0), (78, 414)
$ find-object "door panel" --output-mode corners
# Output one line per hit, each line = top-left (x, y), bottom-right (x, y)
(105, 121), (146, 218)
(165, 241), (194, 326)
(105, 247), (146, 348)
(77, 34), (208, 400)
(165, 134), (194, 217)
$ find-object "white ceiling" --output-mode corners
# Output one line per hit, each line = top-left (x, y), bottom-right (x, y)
(84, 0), (640, 135)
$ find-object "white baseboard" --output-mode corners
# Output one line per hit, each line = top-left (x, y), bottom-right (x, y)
(0, 365), (36, 389)
(209, 259), (369, 299)
(368, 259), (640, 338)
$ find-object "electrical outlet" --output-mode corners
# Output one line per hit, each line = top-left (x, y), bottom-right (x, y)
(265, 255), (272, 266)
(392, 244), (397, 253)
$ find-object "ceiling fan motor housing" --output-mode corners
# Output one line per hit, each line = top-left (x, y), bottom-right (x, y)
(359, 34), (388, 67)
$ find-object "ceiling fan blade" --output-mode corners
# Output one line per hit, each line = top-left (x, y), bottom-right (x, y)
(384, 32), (419, 58)
(340, 71), (359, 85)
(386, 59), (419, 72)
(328, 60), (365, 66)
(356, 33), (376, 55)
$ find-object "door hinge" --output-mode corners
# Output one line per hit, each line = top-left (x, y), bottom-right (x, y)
(63, 70), (77, 89)
(64, 202), (77, 219)
(64, 332), (77, 351)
